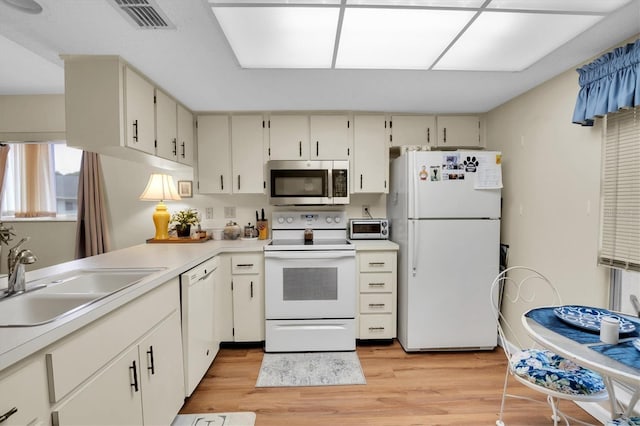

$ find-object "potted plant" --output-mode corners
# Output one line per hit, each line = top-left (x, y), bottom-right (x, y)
(171, 208), (200, 238)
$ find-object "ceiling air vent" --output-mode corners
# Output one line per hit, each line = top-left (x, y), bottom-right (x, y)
(111, 0), (175, 29)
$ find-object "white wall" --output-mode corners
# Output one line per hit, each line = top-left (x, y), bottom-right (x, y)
(485, 64), (609, 345)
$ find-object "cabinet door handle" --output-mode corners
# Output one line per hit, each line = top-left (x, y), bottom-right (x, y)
(0, 407), (18, 423)
(316, 141), (319, 157)
(220, 175), (224, 190)
(299, 141), (302, 157)
(237, 174), (241, 191)
(443, 127), (447, 143)
(130, 360), (139, 392)
(132, 120), (139, 142)
(250, 281), (254, 298)
(360, 174), (363, 189)
(181, 141), (185, 158)
(147, 346), (155, 375)
(427, 128), (430, 143)
(172, 138), (177, 155)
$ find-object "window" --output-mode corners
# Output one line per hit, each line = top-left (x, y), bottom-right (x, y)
(0, 142), (82, 219)
(599, 107), (640, 272)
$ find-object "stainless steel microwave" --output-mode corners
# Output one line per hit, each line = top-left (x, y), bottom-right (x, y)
(268, 160), (349, 205)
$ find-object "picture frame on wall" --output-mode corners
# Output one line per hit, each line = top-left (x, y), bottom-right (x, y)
(178, 180), (193, 198)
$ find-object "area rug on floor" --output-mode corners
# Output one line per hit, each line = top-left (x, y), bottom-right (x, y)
(256, 351), (366, 387)
(171, 412), (256, 426)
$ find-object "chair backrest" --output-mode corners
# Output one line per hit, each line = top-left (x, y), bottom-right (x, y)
(490, 266), (562, 360)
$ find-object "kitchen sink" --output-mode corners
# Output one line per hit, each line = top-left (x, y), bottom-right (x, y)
(0, 292), (100, 327)
(38, 268), (162, 295)
(0, 267), (164, 327)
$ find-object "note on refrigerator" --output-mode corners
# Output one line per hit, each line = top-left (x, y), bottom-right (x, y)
(474, 154), (503, 189)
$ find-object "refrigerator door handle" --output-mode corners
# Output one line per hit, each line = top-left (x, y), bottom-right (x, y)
(411, 221), (418, 277)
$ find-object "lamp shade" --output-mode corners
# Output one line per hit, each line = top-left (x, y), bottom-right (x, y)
(139, 173), (182, 201)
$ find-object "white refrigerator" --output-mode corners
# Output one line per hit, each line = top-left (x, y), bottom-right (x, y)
(388, 150), (502, 352)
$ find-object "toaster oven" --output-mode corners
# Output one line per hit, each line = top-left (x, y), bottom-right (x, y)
(349, 218), (389, 240)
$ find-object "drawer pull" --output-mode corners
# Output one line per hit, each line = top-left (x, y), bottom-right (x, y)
(0, 407), (17, 423)
(368, 327), (385, 331)
(368, 262), (385, 267)
(236, 264), (254, 268)
(147, 346), (155, 375)
(130, 360), (139, 392)
(368, 282), (385, 287)
(368, 303), (386, 308)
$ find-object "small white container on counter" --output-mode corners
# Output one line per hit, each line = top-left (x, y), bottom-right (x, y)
(211, 229), (224, 240)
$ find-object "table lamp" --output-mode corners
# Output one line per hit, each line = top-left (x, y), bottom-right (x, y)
(139, 173), (181, 240)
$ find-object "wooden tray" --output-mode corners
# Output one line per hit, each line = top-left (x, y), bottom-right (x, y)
(146, 236), (210, 244)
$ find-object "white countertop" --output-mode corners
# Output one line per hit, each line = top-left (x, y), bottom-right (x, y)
(348, 239), (399, 250)
(0, 238), (267, 372)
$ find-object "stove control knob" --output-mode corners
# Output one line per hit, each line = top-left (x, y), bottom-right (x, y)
(277, 217), (285, 224)
(334, 216), (342, 223)
(325, 216), (333, 223)
(286, 216), (294, 224)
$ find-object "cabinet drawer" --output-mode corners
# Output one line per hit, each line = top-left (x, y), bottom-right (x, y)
(360, 293), (393, 314)
(0, 357), (49, 426)
(359, 252), (395, 273)
(359, 314), (394, 339)
(231, 254), (263, 275)
(46, 279), (179, 403)
(359, 272), (394, 292)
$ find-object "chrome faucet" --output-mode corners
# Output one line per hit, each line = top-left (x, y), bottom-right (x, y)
(6, 237), (37, 296)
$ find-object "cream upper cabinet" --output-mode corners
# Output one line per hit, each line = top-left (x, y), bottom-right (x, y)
(64, 55), (192, 169)
(177, 104), (194, 166)
(124, 66), (156, 155)
(436, 115), (481, 148)
(353, 115), (388, 193)
(197, 115), (231, 194)
(231, 115), (266, 194)
(0, 356), (50, 426)
(390, 115), (436, 148)
(155, 89), (178, 161)
(268, 115), (309, 160)
(309, 115), (351, 160)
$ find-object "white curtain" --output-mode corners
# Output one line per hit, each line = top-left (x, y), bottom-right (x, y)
(1, 143), (56, 217)
(0, 144), (9, 202)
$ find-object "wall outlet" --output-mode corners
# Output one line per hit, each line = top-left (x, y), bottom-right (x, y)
(224, 206), (236, 218)
(205, 207), (214, 220)
(362, 205), (370, 217)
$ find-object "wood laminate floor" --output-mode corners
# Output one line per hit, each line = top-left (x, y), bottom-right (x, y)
(180, 341), (600, 426)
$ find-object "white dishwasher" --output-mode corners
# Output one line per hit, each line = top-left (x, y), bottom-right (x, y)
(180, 256), (219, 396)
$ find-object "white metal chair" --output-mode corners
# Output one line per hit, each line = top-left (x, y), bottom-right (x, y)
(490, 266), (609, 426)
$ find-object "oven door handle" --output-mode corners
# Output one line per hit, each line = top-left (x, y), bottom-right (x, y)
(264, 251), (355, 260)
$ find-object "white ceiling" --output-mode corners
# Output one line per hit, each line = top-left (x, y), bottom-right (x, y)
(0, 0), (638, 113)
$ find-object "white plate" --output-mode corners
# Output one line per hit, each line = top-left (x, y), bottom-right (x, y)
(553, 305), (636, 333)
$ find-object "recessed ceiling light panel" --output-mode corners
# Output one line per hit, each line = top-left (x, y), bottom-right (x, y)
(486, 0), (632, 13)
(212, 6), (339, 68)
(434, 12), (602, 71)
(346, 0), (485, 7)
(336, 8), (474, 69)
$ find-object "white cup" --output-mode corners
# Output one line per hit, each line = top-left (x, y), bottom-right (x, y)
(212, 229), (224, 241)
(600, 316), (620, 344)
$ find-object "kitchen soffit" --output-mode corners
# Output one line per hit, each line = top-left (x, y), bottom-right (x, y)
(208, 0), (632, 71)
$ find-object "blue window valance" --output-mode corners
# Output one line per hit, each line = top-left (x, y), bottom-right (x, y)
(572, 39), (640, 126)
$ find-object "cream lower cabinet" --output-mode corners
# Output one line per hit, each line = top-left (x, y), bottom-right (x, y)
(0, 356), (49, 425)
(357, 250), (397, 340)
(49, 279), (185, 426)
(231, 253), (265, 342)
